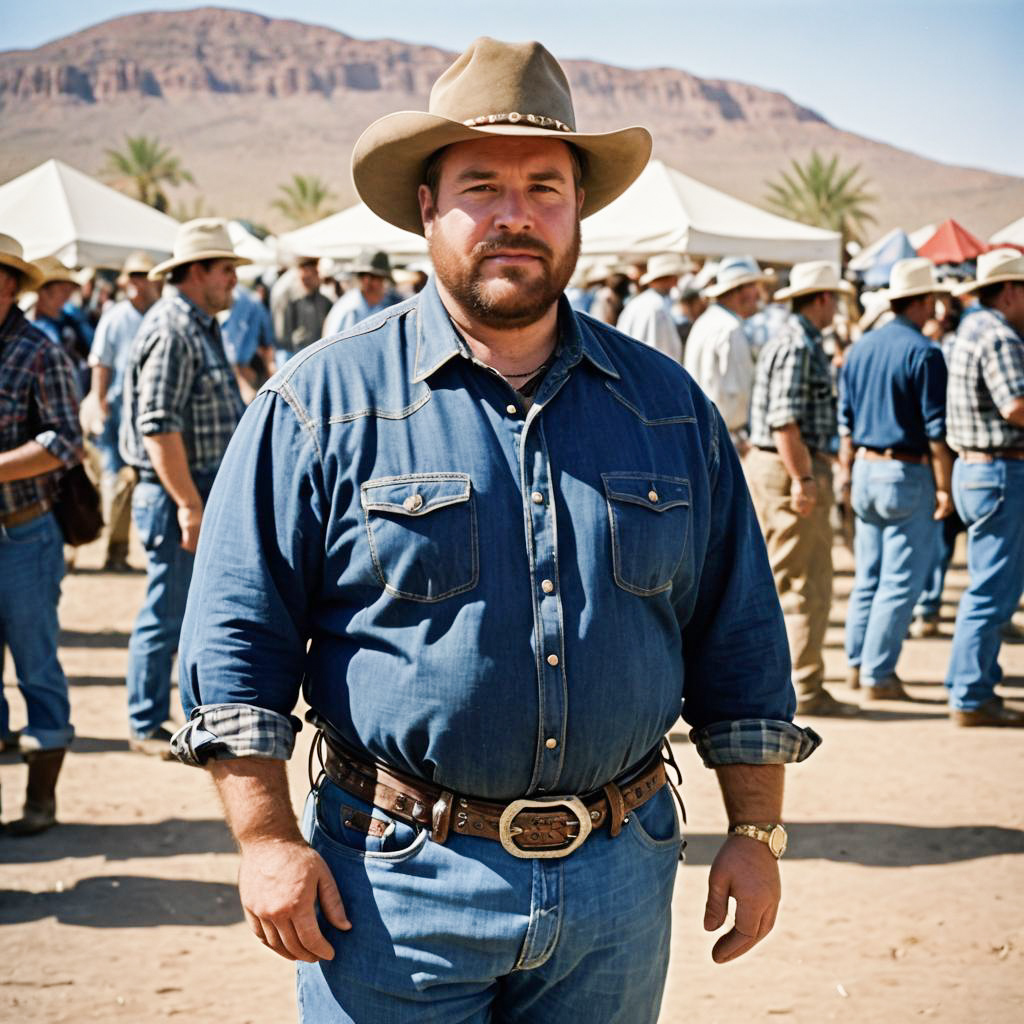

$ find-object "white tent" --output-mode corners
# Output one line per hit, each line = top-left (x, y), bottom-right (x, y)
(990, 215), (1024, 247)
(581, 159), (841, 265)
(0, 159), (179, 268)
(228, 220), (278, 267)
(278, 202), (428, 262)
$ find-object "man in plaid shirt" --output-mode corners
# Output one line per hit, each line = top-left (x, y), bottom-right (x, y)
(0, 233), (83, 834)
(944, 249), (1024, 727)
(746, 261), (859, 718)
(119, 219), (248, 756)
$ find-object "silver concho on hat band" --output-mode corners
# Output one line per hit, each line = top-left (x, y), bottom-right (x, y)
(462, 113), (573, 132)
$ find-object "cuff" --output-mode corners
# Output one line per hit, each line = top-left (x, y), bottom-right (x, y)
(138, 410), (184, 435)
(171, 703), (302, 767)
(689, 718), (822, 768)
(35, 429), (83, 468)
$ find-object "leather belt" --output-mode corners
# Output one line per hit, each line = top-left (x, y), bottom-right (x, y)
(319, 738), (668, 859)
(0, 499), (50, 529)
(856, 447), (928, 465)
(962, 449), (1024, 463)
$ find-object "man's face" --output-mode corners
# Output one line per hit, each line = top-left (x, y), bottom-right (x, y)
(359, 273), (386, 306)
(418, 136), (584, 330)
(0, 267), (19, 306)
(195, 259), (237, 314)
(1004, 282), (1024, 333)
(36, 281), (74, 319)
(298, 261), (320, 293)
(733, 282), (761, 319)
(126, 272), (159, 310)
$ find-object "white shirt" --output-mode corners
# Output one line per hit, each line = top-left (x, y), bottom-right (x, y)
(615, 288), (682, 364)
(683, 303), (755, 432)
(324, 289), (389, 337)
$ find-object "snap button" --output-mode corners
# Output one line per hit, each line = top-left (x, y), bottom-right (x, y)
(506, 403), (518, 415)
(403, 494), (424, 512)
(648, 489), (659, 503)
(546, 653), (559, 667)
(541, 579), (554, 594)
(531, 491), (544, 504)
(545, 737), (558, 749)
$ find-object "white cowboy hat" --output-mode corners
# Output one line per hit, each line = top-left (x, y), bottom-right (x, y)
(148, 218), (252, 280)
(0, 234), (44, 294)
(953, 247), (1024, 297)
(884, 257), (947, 302)
(774, 261), (855, 301)
(857, 290), (893, 334)
(703, 255), (765, 298)
(351, 37), (652, 236)
(639, 253), (697, 287)
(32, 255), (77, 288)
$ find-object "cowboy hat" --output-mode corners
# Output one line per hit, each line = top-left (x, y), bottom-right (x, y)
(639, 253), (697, 287)
(351, 37), (652, 236)
(348, 250), (392, 278)
(33, 255), (77, 288)
(774, 261), (855, 301)
(857, 290), (893, 334)
(148, 218), (251, 280)
(884, 257), (947, 302)
(119, 250), (156, 281)
(0, 234), (44, 293)
(953, 247), (1024, 297)
(703, 255), (765, 298)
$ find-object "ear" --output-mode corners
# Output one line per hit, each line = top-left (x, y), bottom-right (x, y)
(418, 184), (436, 238)
(576, 186), (586, 217)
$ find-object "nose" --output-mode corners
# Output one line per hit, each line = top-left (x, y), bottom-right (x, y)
(493, 187), (533, 234)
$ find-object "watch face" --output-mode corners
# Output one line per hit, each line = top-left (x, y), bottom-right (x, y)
(768, 825), (788, 858)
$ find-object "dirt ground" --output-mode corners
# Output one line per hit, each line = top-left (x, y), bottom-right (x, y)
(1, 532), (1022, 1024)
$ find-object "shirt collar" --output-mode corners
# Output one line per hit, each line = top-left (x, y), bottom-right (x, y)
(412, 276), (619, 384)
(171, 289), (217, 331)
(795, 313), (822, 341)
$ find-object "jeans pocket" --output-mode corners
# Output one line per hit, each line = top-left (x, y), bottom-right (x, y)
(603, 473), (691, 596)
(131, 483), (174, 550)
(626, 785), (682, 853)
(874, 473), (924, 520)
(311, 782), (427, 863)
(956, 467), (1004, 527)
(361, 472), (478, 602)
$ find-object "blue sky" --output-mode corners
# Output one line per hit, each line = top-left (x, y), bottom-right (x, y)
(7, 0), (1022, 178)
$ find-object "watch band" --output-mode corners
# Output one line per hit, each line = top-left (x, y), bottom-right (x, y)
(729, 823), (788, 859)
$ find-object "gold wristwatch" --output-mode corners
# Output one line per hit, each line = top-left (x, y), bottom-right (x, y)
(728, 823), (788, 859)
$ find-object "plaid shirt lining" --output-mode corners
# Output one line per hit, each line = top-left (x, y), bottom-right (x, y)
(0, 306), (83, 516)
(946, 307), (1024, 452)
(171, 703), (301, 766)
(690, 719), (822, 768)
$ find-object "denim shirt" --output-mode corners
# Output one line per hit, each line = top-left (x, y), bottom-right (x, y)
(174, 279), (818, 798)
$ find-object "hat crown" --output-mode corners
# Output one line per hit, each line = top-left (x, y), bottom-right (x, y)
(0, 233), (26, 261)
(976, 247), (1024, 284)
(887, 257), (937, 296)
(790, 261), (842, 292)
(173, 218), (235, 262)
(430, 37), (576, 132)
(716, 255), (761, 286)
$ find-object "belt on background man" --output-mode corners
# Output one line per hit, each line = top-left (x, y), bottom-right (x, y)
(315, 734), (673, 860)
(0, 498), (50, 529)
(961, 449), (1024, 463)
(134, 467), (161, 484)
(856, 446), (928, 465)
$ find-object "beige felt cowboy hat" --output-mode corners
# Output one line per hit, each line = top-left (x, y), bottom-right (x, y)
(703, 255), (765, 298)
(352, 37), (652, 236)
(33, 255), (77, 288)
(774, 261), (855, 301)
(884, 257), (948, 302)
(639, 253), (697, 287)
(0, 235), (44, 293)
(118, 250), (156, 285)
(953, 247), (1024, 297)
(148, 218), (252, 280)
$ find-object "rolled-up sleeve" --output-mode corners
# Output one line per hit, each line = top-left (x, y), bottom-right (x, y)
(175, 389), (325, 763)
(135, 329), (195, 436)
(33, 342), (83, 467)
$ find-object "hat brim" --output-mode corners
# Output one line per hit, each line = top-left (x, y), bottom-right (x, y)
(704, 271), (765, 298)
(352, 112), (652, 236)
(148, 250), (252, 281)
(953, 271), (1024, 298)
(774, 280), (856, 301)
(0, 254), (44, 295)
(884, 283), (950, 302)
(37, 271), (77, 288)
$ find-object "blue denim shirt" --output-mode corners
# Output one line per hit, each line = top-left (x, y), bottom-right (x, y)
(174, 279), (818, 798)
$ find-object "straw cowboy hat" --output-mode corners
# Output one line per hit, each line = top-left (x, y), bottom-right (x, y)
(118, 250), (156, 284)
(774, 261), (855, 302)
(703, 255), (765, 298)
(884, 257), (948, 302)
(639, 253), (697, 287)
(148, 218), (251, 280)
(0, 234), (44, 293)
(33, 255), (77, 288)
(352, 37), (652, 236)
(953, 247), (1024, 297)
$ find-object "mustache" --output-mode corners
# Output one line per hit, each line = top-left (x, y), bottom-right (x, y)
(473, 234), (552, 261)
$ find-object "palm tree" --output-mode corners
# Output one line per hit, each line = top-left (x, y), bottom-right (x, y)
(102, 135), (195, 213)
(764, 151), (877, 253)
(170, 195), (213, 222)
(271, 174), (337, 227)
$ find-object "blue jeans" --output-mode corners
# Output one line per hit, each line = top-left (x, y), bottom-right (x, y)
(845, 460), (936, 684)
(296, 777), (681, 1022)
(913, 509), (964, 619)
(126, 473), (216, 738)
(92, 403), (125, 476)
(946, 459), (1024, 710)
(0, 512), (73, 749)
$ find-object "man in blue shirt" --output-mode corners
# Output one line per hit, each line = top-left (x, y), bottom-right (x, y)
(171, 39), (818, 1023)
(322, 250), (396, 336)
(837, 259), (953, 700)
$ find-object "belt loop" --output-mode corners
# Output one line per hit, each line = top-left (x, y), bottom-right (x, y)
(602, 781), (626, 837)
(431, 789), (455, 844)
(661, 737), (687, 825)
(308, 729), (327, 794)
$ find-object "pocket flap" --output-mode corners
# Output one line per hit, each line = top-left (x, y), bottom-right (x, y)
(362, 473), (471, 516)
(602, 473), (690, 512)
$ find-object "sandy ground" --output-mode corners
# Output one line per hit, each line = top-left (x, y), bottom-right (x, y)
(1, 531), (1022, 1024)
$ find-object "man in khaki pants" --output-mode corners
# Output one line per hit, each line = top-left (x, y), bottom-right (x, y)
(746, 261), (859, 716)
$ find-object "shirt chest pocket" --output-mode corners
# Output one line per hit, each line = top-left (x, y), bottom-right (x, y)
(603, 473), (692, 597)
(361, 472), (478, 603)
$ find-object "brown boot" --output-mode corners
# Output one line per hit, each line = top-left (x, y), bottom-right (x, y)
(8, 748), (66, 837)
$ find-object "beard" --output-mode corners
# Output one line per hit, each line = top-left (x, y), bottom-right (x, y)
(429, 224), (581, 330)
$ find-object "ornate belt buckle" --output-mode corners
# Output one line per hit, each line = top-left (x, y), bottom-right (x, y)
(498, 795), (593, 859)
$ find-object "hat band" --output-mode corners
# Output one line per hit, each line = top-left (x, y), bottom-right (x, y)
(462, 112), (573, 132)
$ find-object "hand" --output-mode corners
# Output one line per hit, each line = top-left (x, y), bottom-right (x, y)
(237, 837), (351, 962)
(789, 476), (817, 518)
(176, 502), (203, 553)
(704, 835), (781, 963)
(934, 490), (954, 521)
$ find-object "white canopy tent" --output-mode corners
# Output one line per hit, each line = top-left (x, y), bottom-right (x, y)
(990, 215), (1024, 247)
(278, 202), (428, 263)
(581, 160), (842, 265)
(0, 159), (179, 268)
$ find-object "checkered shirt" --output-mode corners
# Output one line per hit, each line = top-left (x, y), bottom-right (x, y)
(945, 307), (1024, 452)
(690, 719), (822, 768)
(749, 313), (837, 452)
(171, 704), (301, 766)
(120, 292), (244, 473)
(0, 305), (83, 516)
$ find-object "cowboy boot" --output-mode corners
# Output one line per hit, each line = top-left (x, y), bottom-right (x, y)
(8, 748), (66, 837)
